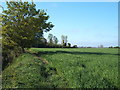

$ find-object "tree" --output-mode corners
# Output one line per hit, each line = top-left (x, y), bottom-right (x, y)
(73, 45), (77, 48)
(64, 36), (67, 46)
(0, 14), (2, 46)
(61, 35), (67, 46)
(53, 36), (58, 44)
(100, 45), (103, 48)
(98, 45), (103, 48)
(61, 35), (65, 45)
(48, 33), (53, 44)
(2, 1), (54, 52)
(32, 37), (47, 48)
(68, 43), (71, 47)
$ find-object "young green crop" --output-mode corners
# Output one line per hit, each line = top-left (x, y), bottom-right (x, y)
(2, 48), (118, 88)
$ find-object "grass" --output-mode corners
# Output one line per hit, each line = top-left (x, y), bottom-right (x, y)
(2, 48), (119, 88)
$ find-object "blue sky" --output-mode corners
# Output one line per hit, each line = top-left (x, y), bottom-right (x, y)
(35, 2), (118, 47)
(0, 2), (118, 47)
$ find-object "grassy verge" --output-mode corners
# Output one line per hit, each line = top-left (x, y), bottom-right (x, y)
(2, 53), (68, 88)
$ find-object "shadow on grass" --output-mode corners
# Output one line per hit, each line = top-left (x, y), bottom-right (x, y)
(33, 50), (119, 56)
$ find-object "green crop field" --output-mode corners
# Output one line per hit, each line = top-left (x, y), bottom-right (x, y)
(2, 48), (119, 88)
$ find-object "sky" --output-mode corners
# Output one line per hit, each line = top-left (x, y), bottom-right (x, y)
(0, 2), (118, 47)
(35, 2), (118, 47)
(0, 0), (119, 2)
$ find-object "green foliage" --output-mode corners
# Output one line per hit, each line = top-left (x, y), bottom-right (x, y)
(48, 33), (53, 44)
(2, 1), (54, 51)
(3, 48), (119, 88)
(32, 37), (47, 48)
(47, 34), (58, 46)
(2, 1), (53, 69)
(53, 36), (58, 45)
(68, 43), (71, 47)
(0, 14), (2, 38)
(0, 38), (1, 46)
(73, 45), (77, 48)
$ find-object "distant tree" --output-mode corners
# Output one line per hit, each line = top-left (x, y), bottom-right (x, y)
(98, 45), (104, 48)
(53, 36), (58, 44)
(61, 35), (65, 45)
(109, 46), (113, 48)
(61, 35), (67, 46)
(100, 45), (103, 48)
(73, 45), (77, 48)
(87, 47), (92, 48)
(48, 34), (53, 44)
(113, 46), (119, 48)
(64, 36), (67, 46)
(68, 43), (71, 47)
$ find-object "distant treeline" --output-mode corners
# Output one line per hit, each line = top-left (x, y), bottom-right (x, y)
(32, 34), (78, 48)
(32, 43), (78, 48)
(108, 46), (120, 48)
(79, 46), (120, 48)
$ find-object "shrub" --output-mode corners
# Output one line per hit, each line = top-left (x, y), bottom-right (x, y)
(73, 45), (78, 48)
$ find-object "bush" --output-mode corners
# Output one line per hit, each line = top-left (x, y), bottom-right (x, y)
(2, 46), (23, 70)
(72, 45), (78, 48)
(114, 46), (120, 48)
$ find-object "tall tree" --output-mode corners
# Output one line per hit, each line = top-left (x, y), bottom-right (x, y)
(64, 36), (67, 46)
(53, 36), (58, 44)
(61, 35), (65, 45)
(2, 1), (54, 52)
(61, 35), (67, 46)
(48, 33), (53, 44)
(68, 43), (71, 47)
